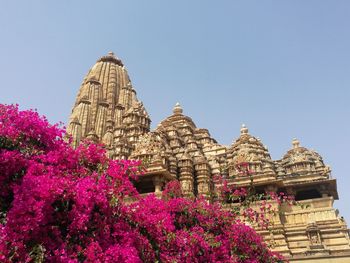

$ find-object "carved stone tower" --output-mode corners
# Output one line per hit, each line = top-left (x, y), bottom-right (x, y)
(67, 52), (150, 158)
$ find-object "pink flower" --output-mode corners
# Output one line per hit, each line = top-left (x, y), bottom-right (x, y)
(0, 104), (285, 263)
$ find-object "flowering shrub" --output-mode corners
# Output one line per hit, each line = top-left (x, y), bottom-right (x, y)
(161, 180), (183, 200)
(0, 104), (284, 262)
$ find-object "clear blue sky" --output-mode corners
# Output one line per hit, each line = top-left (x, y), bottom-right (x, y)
(1, 1), (349, 222)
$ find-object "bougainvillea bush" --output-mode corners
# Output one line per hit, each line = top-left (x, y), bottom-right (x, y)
(0, 104), (284, 262)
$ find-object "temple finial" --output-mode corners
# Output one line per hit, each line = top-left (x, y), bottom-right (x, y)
(173, 102), (183, 114)
(240, 124), (248, 135)
(97, 51), (123, 66)
(292, 138), (300, 149)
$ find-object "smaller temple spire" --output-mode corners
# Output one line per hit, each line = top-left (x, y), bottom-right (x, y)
(173, 102), (183, 115)
(240, 124), (249, 135)
(292, 138), (300, 149)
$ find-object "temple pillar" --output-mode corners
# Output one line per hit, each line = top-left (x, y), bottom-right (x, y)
(178, 152), (194, 197)
(194, 157), (211, 199)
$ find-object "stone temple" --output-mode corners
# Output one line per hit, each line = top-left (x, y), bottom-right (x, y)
(68, 52), (350, 262)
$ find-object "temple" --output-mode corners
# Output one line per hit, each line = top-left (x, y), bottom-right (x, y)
(68, 52), (350, 262)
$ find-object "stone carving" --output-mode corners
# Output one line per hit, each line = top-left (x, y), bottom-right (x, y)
(310, 232), (320, 245)
(306, 223), (326, 253)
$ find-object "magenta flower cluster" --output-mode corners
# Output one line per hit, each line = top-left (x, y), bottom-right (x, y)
(0, 104), (285, 262)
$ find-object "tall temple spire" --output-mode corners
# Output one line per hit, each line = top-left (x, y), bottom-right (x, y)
(67, 52), (150, 157)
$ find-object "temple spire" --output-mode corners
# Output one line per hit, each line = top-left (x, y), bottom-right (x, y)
(67, 52), (150, 151)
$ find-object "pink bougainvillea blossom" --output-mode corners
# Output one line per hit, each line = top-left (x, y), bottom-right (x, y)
(0, 104), (285, 262)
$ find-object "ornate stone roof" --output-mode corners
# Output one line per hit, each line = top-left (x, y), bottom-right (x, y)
(226, 124), (275, 177)
(283, 139), (320, 163)
(229, 124), (271, 160)
(280, 138), (329, 178)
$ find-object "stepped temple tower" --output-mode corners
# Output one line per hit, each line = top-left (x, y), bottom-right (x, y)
(68, 52), (350, 262)
(68, 52), (150, 157)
